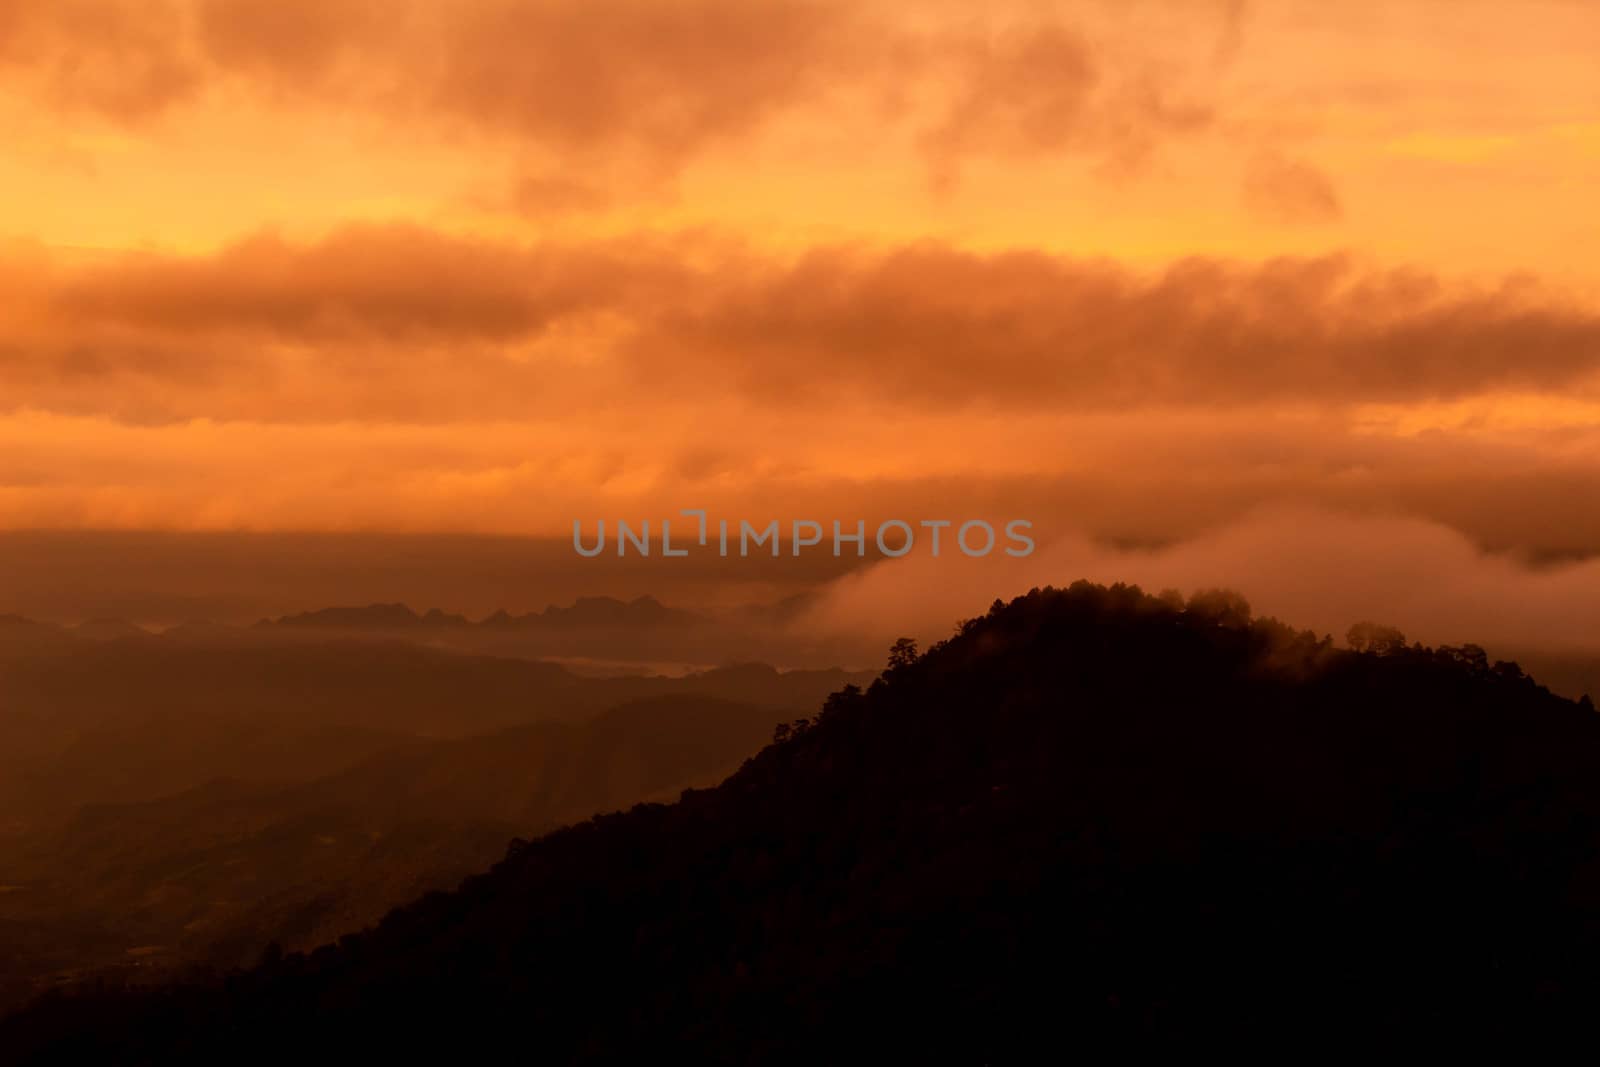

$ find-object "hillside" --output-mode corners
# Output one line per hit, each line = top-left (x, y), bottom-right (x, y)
(0, 628), (873, 1013)
(248, 594), (865, 671)
(0, 696), (781, 1004)
(7, 581), (1600, 1060)
(0, 635), (871, 824)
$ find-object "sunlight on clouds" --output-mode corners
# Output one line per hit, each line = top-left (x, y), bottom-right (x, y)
(0, 0), (1595, 557)
(1351, 395), (1600, 438)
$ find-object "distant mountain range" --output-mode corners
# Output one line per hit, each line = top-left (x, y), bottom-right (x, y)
(261, 594), (701, 632)
(0, 612), (876, 1012)
(0, 595), (707, 647)
(0, 695), (784, 1000)
(0, 592), (871, 675)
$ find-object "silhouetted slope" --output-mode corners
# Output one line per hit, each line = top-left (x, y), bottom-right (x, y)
(264, 594), (697, 633)
(0, 696), (793, 1004)
(8, 581), (1600, 1061)
(0, 638), (872, 825)
(239, 593), (875, 673)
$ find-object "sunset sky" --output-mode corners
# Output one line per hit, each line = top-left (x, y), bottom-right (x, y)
(3, 0), (1600, 639)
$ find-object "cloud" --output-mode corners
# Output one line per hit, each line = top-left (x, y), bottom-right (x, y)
(0, 0), (1233, 179)
(794, 506), (1600, 662)
(1242, 153), (1342, 224)
(918, 24), (1099, 191)
(503, 175), (614, 217)
(915, 19), (1217, 189)
(419, 0), (862, 159)
(194, 0), (395, 87)
(0, 0), (872, 149)
(4, 399), (1600, 563)
(48, 226), (666, 341)
(641, 247), (1600, 408)
(5, 227), (1599, 560)
(0, 0), (200, 121)
(5, 229), (1600, 423)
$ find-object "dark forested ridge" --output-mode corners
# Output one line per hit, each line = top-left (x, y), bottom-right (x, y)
(6, 581), (1600, 1061)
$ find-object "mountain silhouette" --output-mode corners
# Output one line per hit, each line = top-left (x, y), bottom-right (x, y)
(262, 595), (700, 633)
(68, 620), (152, 643)
(7, 581), (1600, 1060)
(0, 695), (784, 1000)
(0, 637), (871, 817)
(0, 621), (874, 1012)
(238, 594), (863, 671)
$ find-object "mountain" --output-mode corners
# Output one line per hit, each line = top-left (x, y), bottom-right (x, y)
(0, 695), (782, 1004)
(263, 596), (697, 633)
(0, 627), (873, 1013)
(0, 636), (872, 826)
(69, 620), (151, 643)
(0, 592), (853, 677)
(0, 640), (586, 825)
(246, 594), (871, 673)
(263, 603), (437, 630)
(0, 616), (72, 660)
(513, 594), (694, 628)
(8, 580), (1600, 1060)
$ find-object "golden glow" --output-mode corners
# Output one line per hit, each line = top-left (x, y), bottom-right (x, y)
(0, 0), (1597, 549)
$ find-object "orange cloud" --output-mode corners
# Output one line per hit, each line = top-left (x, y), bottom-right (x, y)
(0, 0), (1234, 180)
(1, 0), (1597, 581)
(642, 247), (1600, 407)
(5, 398), (1600, 562)
(920, 20), (1213, 190)
(0, 0), (199, 120)
(1242, 153), (1342, 224)
(4, 229), (1599, 426)
(795, 507), (1600, 670)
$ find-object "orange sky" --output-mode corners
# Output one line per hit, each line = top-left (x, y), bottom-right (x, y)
(2, 0), (1599, 562)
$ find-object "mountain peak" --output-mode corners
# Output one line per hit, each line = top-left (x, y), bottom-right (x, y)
(71, 618), (150, 641)
(271, 603), (423, 628)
